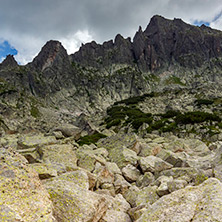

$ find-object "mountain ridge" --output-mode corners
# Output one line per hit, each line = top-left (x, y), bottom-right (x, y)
(1, 15), (222, 134)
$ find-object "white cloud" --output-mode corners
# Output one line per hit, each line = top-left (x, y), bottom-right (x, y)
(60, 30), (93, 54)
(0, 0), (222, 65)
(210, 13), (222, 30)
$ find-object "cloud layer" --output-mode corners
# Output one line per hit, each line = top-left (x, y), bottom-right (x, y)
(1, 0), (222, 64)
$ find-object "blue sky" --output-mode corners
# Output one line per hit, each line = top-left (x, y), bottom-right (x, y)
(0, 41), (18, 62)
(0, 0), (222, 65)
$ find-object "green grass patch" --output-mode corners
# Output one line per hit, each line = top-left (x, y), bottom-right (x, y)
(164, 76), (186, 86)
(77, 133), (107, 146)
(30, 105), (40, 118)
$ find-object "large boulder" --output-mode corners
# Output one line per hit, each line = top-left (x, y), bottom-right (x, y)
(136, 178), (222, 222)
(0, 148), (54, 221)
(45, 172), (108, 222)
(54, 124), (81, 138)
(138, 155), (173, 173)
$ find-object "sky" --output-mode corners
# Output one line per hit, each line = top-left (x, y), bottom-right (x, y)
(0, 0), (222, 65)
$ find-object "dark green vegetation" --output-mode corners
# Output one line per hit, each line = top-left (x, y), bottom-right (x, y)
(105, 105), (152, 131)
(195, 99), (214, 107)
(175, 111), (220, 124)
(104, 94), (222, 138)
(114, 92), (157, 106)
(77, 133), (107, 146)
(30, 105), (41, 118)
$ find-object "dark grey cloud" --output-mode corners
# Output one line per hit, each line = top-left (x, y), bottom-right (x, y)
(0, 0), (222, 64)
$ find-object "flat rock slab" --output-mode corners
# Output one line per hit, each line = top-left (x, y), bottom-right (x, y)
(18, 134), (57, 149)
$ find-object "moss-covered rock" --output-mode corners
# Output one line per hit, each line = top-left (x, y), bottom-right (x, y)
(0, 148), (54, 221)
(45, 174), (108, 222)
(17, 134), (57, 149)
(136, 178), (222, 222)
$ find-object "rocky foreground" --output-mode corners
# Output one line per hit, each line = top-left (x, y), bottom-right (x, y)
(1, 124), (222, 221)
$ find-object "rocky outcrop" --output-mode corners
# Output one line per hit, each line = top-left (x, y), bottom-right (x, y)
(31, 40), (70, 72)
(71, 34), (134, 68)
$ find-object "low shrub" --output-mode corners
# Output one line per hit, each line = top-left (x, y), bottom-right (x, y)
(161, 110), (181, 118)
(175, 111), (221, 124)
(195, 99), (214, 106)
(106, 119), (121, 129)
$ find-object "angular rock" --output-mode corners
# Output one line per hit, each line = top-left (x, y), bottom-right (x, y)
(45, 174), (108, 222)
(42, 144), (78, 173)
(136, 172), (155, 188)
(45, 170), (90, 190)
(17, 147), (43, 163)
(123, 185), (159, 208)
(155, 176), (173, 197)
(30, 163), (57, 179)
(106, 162), (122, 175)
(158, 167), (209, 185)
(139, 155), (173, 173)
(122, 164), (141, 182)
(109, 147), (138, 169)
(76, 147), (107, 172)
(139, 142), (162, 157)
(114, 174), (131, 194)
(156, 149), (188, 167)
(101, 210), (132, 222)
(95, 166), (115, 188)
(168, 179), (188, 193)
(136, 178), (222, 222)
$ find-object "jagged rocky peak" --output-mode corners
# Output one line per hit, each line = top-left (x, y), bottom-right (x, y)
(72, 34), (134, 67)
(1, 54), (18, 68)
(132, 15), (222, 71)
(31, 40), (69, 71)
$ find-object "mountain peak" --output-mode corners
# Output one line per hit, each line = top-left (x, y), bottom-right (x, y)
(32, 40), (68, 71)
(1, 54), (18, 67)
